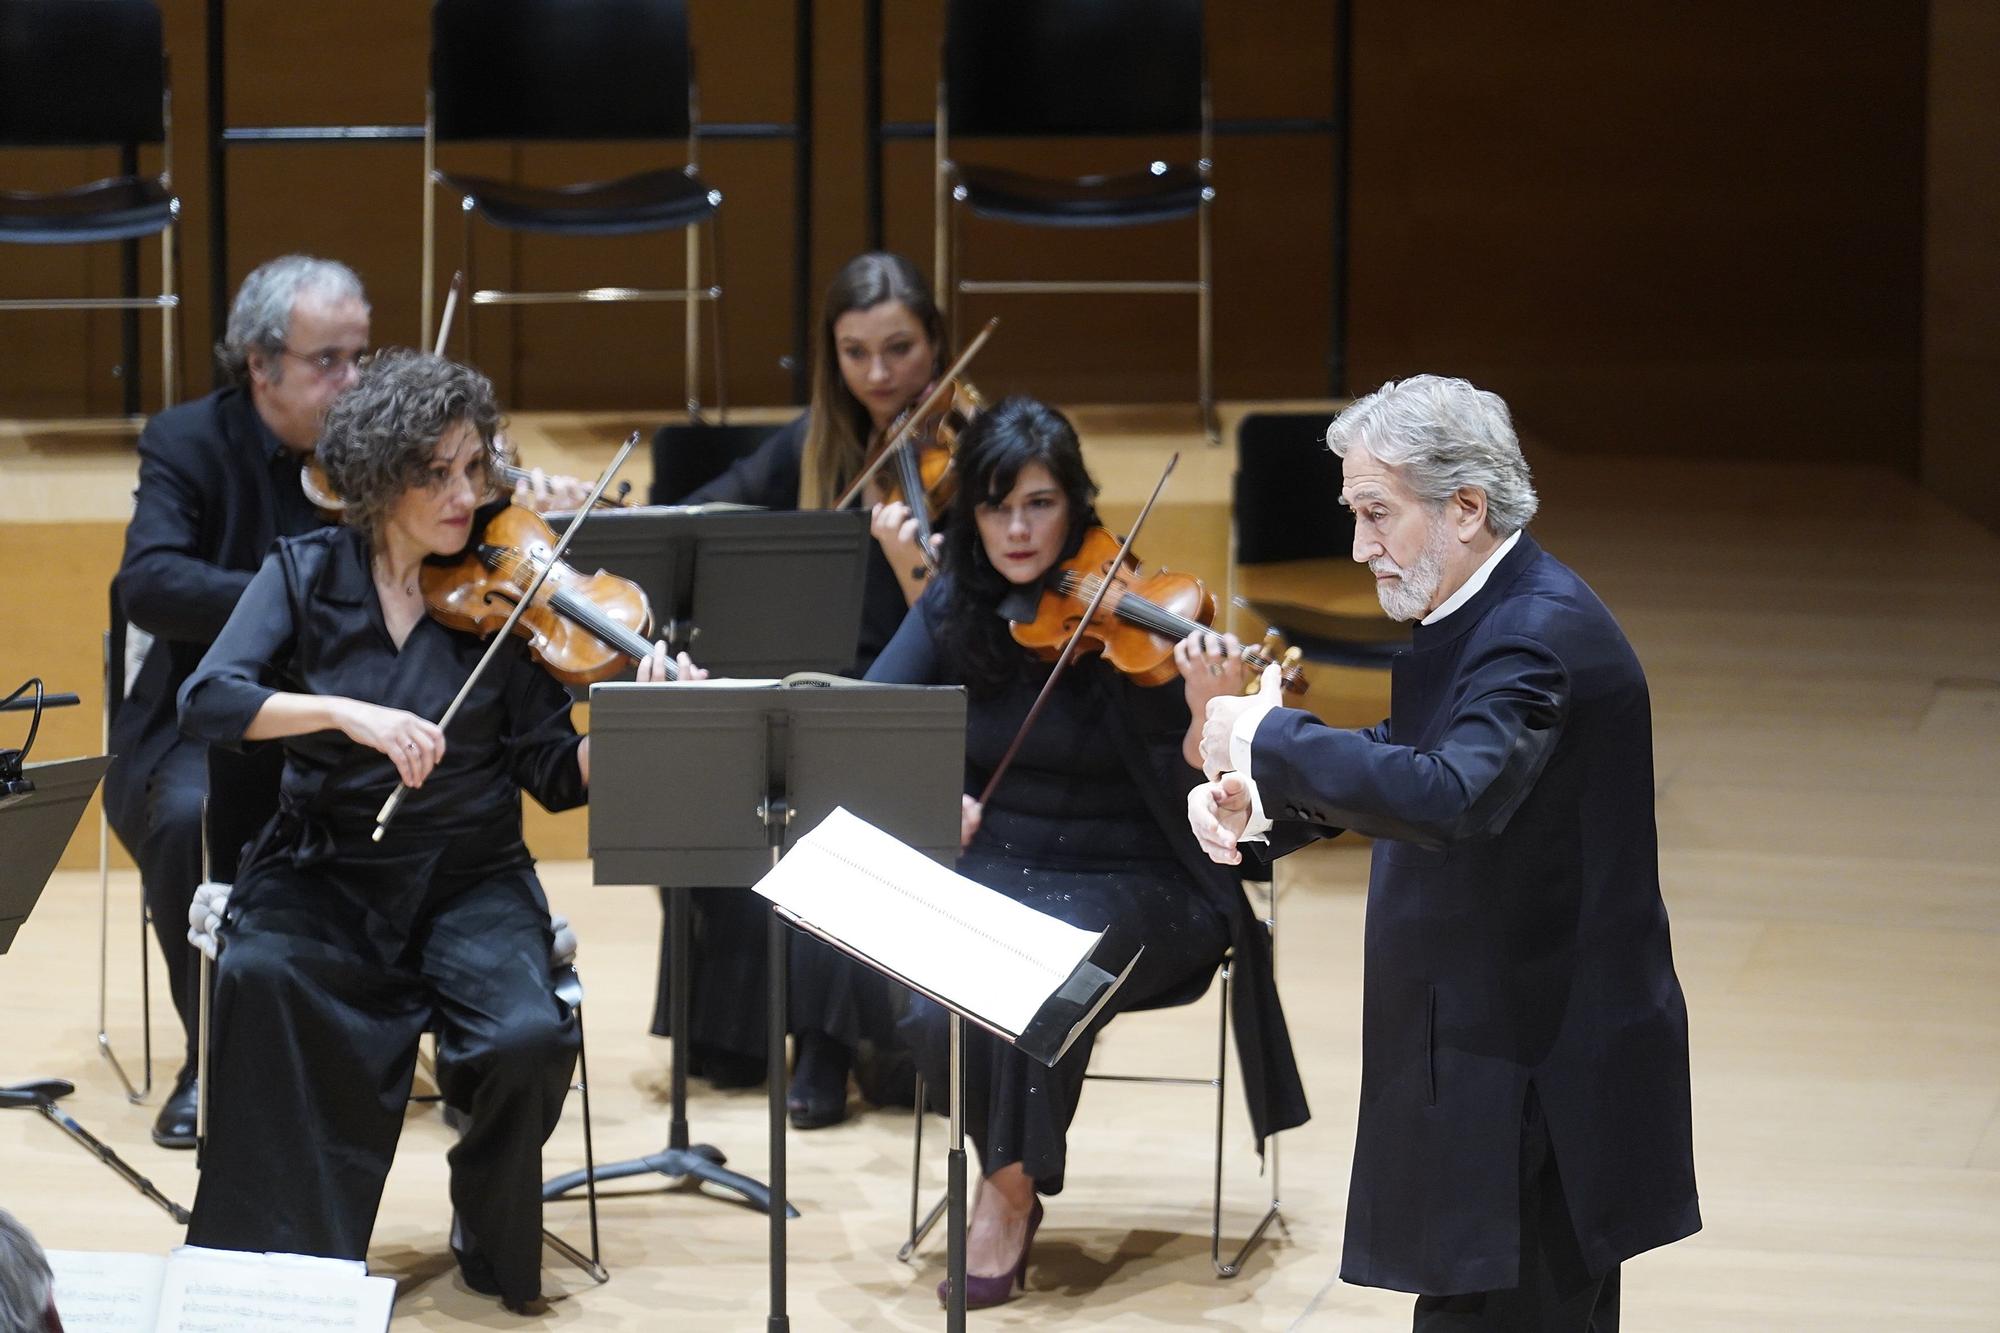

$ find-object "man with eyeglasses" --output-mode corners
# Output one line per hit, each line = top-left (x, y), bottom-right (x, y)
(106, 254), (372, 1150)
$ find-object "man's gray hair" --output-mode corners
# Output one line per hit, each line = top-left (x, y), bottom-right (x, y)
(0, 1209), (52, 1333)
(215, 255), (368, 386)
(1326, 375), (1539, 535)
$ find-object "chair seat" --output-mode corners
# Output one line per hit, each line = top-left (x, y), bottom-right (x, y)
(435, 165), (719, 237)
(0, 175), (174, 245)
(951, 161), (1206, 227)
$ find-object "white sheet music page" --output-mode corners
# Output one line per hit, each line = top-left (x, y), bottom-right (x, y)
(752, 806), (1102, 1035)
(48, 1250), (164, 1332)
(153, 1247), (393, 1332)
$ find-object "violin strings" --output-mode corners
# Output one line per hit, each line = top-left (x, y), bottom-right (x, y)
(474, 547), (667, 673)
(1058, 571), (1277, 671)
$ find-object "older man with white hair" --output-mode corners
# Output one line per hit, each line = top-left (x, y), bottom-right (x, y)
(1186, 375), (1699, 1330)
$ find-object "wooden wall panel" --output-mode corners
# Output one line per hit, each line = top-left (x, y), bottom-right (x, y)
(1345, 2), (1927, 467)
(0, 2), (1933, 472)
(1922, 0), (2000, 532)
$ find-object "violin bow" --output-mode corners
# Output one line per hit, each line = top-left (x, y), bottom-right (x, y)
(974, 451), (1180, 810)
(833, 316), (999, 512)
(432, 270), (463, 357)
(370, 431), (646, 842)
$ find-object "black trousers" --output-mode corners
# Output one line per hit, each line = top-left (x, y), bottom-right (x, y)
(186, 831), (577, 1308)
(104, 737), (206, 1074)
(1412, 1091), (1621, 1332)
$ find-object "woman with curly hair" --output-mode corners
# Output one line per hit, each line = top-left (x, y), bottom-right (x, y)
(178, 351), (697, 1311)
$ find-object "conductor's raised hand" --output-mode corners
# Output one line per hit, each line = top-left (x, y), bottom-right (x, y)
(337, 699), (446, 788)
(1187, 772), (1255, 865)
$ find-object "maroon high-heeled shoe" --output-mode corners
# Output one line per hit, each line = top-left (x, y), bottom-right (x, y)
(937, 1198), (1043, 1310)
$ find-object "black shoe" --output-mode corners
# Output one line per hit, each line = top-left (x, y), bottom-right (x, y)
(151, 1069), (198, 1149)
(786, 1031), (850, 1130)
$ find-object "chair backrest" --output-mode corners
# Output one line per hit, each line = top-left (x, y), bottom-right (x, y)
(1234, 412), (1351, 565)
(431, 0), (693, 143)
(944, 0), (1203, 138)
(650, 421), (781, 504)
(0, 0), (164, 148)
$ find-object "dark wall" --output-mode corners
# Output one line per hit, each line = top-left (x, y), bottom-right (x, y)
(0, 2), (1931, 474)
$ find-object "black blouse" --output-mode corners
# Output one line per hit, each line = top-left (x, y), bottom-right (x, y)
(178, 526), (587, 840)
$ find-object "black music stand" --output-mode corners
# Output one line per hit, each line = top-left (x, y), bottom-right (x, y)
(584, 682), (966, 1332)
(1, 755), (191, 1223)
(538, 506), (871, 1225)
(549, 506), (871, 676)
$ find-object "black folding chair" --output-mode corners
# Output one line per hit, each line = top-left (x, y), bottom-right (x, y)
(97, 585), (153, 1100)
(425, 0), (727, 419)
(1233, 411), (1408, 668)
(0, 0), (183, 410)
(936, 0), (1214, 437)
(649, 420), (783, 504)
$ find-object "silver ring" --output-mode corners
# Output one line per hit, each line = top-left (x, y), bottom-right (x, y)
(405, 741), (417, 751)
(1208, 663), (1224, 677)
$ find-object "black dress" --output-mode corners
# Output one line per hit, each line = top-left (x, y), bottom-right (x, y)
(866, 578), (1310, 1192)
(649, 412), (917, 1066)
(177, 525), (587, 1307)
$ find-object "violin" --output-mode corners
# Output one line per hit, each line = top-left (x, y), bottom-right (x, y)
(418, 501), (666, 687)
(871, 376), (984, 525)
(836, 318), (998, 573)
(1011, 526), (1308, 696)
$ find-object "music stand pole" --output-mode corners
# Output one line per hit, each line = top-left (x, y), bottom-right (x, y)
(762, 795), (794, 1333)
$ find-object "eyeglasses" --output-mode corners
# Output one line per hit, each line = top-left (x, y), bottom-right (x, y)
(279, 346), (370, 377)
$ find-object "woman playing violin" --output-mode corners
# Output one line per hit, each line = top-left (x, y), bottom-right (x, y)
(661, 251), (951, 1118)
(177, 352), (696, 1312)
(863, 396), (1310, 1309)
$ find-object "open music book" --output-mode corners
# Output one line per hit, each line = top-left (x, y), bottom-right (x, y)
(751, 807), (1140, 1066)
(48, 1247), (394, 1332)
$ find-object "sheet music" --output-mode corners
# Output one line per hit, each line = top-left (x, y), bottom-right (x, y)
(752, 806), (1102, 1035)
(48, 1251), (164, 1332)
(51, 1248), (392, 1333)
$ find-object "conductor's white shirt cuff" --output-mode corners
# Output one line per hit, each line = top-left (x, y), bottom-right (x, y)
(1230, 699), (1278, 841)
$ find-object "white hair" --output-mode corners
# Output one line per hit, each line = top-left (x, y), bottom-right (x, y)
(0, 1210), (51, 1333)
(215, 254), (368, 386)
(1326, 374), (1539, 535)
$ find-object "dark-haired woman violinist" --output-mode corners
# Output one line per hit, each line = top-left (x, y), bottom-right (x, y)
(863, 395), (1310, 1308)
(654, 251), (951, 1123)
(178, 352), (697, 1312)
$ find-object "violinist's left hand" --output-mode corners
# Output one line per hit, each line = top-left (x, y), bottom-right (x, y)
(514, 467), (596, 515)
(872, 500), (943, 605)
(636, 640), (706, 684)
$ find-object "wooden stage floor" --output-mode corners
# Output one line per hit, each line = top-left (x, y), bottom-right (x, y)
(2, 404), (1997, 1329)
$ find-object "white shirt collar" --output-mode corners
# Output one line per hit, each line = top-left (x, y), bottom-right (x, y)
(1421, 529), (1522, 626)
